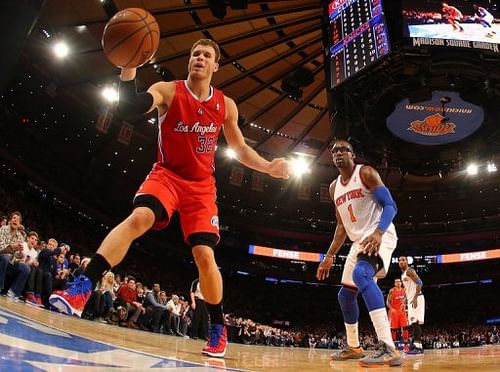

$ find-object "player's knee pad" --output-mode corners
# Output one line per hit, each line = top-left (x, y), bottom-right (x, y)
(352, 260), (376, 291)
(133, 194), (166, 222)
(338, 286), (358, 304)
(353, 261), (385, 311)
(338, 286), (359, 324)
(188, 232), (218, 249)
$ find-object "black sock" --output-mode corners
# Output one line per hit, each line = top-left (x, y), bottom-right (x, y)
(412, 324), (422, 346)
(206, 302), (224, 325)
(84, 253), (111, 288)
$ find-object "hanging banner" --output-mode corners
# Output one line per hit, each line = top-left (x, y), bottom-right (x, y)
(251, 172), (265, 192)
(96, 110), (112, 134)
(320, 183), (331, 203)
(229, 166), (244, 187)
(117, 122), (134, 145)
(297, 180), (311, 201)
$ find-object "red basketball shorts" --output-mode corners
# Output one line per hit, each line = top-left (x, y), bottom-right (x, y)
(389, 309), (408, 329)
(135, 163), (219, 243)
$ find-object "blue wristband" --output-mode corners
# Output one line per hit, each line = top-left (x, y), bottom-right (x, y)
(372, 186), (397, 232)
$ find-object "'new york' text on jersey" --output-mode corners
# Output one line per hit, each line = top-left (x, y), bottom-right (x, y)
(333, 164), (397, 242)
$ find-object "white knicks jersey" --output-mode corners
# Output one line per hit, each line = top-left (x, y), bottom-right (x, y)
(402, 268), (417, 301)
(333, 164), (396, 242)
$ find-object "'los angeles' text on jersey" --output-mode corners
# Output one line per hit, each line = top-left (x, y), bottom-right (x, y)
(157, 81), (225, 181)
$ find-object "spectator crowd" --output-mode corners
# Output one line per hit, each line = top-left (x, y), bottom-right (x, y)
(1, 179), (500, 350)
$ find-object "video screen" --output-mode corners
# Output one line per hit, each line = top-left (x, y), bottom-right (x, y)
(403, 1), (499, 44)
(328, 0), (390, 88)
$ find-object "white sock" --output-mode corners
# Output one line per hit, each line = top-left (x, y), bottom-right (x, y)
(345, 322), (360, 348)
(369, 308), (396, 349)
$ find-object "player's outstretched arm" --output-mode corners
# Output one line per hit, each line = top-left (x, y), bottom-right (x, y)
(223, 96), (289, 179)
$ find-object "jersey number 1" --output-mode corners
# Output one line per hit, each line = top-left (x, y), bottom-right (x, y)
(347, 204), (357, 223)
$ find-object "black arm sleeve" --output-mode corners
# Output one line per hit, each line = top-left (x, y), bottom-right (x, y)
(117, 79), (154, 116)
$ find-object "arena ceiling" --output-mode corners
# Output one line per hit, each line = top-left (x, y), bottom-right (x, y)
(2, 0), (500, 224)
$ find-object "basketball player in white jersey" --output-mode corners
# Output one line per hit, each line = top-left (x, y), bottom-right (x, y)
(399, 256), (425, 354)
(316, 140), (402, 367)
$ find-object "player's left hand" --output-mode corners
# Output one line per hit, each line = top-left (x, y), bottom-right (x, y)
(360, 230), (383, 256)
(268, 158), (290, 179)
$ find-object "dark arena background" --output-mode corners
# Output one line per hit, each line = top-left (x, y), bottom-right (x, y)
(1, 0), (500, 370)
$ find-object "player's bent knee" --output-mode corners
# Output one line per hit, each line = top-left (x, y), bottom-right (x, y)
(133, 194), (166, 222)
(193, 255), (215, 273)
(127, 208), (155, 232)
(338, 286), (357, 303)
(191, 244), (216, 271)
(352, 261), (373, 290)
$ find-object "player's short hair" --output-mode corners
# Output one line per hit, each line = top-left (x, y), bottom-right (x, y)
(331, 139), (354, 153)
(191, 39), (221, 62)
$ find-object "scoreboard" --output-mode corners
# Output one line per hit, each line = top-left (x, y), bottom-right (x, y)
(328, 0), (390, 88)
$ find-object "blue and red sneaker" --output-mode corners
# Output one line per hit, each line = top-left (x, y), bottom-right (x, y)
(405, 344), (424, 355)
(202, 324), (228, 358)
(49, 275), (92, 317)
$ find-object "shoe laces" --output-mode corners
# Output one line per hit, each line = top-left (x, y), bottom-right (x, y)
(340, 346), (355, 355)
(208, 324), (223, 347)
(371, 341), (389, 358)
(66, 275), (92, 295)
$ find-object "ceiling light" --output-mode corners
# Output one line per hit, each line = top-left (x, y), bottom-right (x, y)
(52, 41), (69, 58)
(225, 148), (237, 159)
(290, 156), (311, 177)
(466, 163), (478, 175)
(101, 87), (119, 103)
(487, 162), (497, 173)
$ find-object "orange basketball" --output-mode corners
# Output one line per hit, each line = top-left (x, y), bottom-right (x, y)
(102, 8), (160, 68)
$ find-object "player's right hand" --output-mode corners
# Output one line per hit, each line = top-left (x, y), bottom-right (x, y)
(268, 158), (290, 179)
(120, 67), (137, 81)
(316, 256), (334, 281)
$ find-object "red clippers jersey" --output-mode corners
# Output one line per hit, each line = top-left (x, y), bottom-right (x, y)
(157, 80), (225, 180)
(444, 6), (461, 18)
(389, 287), (405, 310)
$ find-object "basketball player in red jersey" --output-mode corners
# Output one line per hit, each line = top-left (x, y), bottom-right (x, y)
(442, 2), (464, 32)
(49, 39), (290, 358)
(386, 278), (410, 353)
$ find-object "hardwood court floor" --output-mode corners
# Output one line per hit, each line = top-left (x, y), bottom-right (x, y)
(1, 297), (499, 371)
